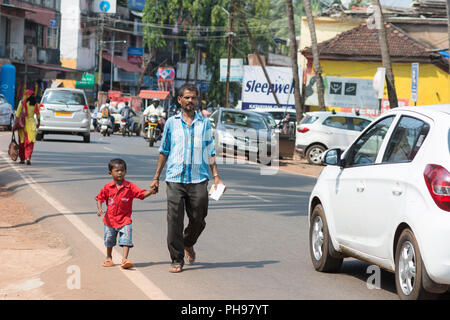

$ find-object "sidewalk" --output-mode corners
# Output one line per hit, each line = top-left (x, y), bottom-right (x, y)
(0, 155), (322, 299)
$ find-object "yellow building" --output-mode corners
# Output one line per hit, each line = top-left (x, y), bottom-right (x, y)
(301, 22), (449, 110)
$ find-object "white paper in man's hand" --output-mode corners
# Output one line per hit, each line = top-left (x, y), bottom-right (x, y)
(209, 184), (226, 201)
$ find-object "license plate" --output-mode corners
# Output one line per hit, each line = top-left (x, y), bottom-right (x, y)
(55, 111), (72, 117)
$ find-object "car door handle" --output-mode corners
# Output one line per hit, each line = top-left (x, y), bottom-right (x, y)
(356, 182), (365, 193)
(392, 186), (403, 196)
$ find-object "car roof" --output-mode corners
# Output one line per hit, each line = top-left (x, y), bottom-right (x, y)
(388, 105), (450, 117)
(305, 111), (373, 120)
(221, 108), (266, 117)
(252, 108), (296, 113)
(44, 88), (86, 94)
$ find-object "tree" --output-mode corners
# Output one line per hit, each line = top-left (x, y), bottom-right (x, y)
(372, 0), (398, 109)
(303, 0), (326, 111)
(285, 0), (303, 122)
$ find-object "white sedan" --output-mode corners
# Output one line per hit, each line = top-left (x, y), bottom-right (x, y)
(0, 94), (14, 131)
(308, 105), (450, 300)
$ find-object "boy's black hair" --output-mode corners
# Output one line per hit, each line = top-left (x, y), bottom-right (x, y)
(108, 158), (127, 172)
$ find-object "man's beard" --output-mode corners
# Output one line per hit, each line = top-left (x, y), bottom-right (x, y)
(182, 103), (195, 112)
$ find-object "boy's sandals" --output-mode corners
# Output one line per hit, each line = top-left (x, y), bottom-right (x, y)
(102, 259), (114, 267)
(169, 263), (183, 273)
(121, 259), (134, 269)
(184, 246), (196, 264)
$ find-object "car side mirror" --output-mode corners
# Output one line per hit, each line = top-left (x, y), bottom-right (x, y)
(209, 118), (216, 128)
(322, 148), (344, 167)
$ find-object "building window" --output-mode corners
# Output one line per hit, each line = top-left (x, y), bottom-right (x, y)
(37, 25), (44, 47)
(47, 26), (58, 49)
(43, 0), (55, 9)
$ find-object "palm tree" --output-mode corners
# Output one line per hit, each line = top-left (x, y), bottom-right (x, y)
(303, 0), (325, 111)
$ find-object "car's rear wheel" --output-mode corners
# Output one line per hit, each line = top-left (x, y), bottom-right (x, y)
(83, 134), (90, 143)
(8, 116), (14, 131)
(309, 204), (343, 273)
(306, 144), (326, 165)
(36, 132), (44, 141)
(395, 229), (437, 300)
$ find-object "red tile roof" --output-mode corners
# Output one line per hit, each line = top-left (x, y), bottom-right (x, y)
(138, 90), (170, 100)
(302, 23), (442, 61)
(103, 52), (143, 73)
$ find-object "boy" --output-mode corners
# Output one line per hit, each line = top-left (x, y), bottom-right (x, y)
(96, 158), (153, 269)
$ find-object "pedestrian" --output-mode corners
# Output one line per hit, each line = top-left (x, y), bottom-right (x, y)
(150, 83), (224, 273)
(15, 90), (40, 165)
(96, 158), (154, 269)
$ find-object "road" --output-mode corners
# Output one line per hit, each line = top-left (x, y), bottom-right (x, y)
(0, 131), (399, 300)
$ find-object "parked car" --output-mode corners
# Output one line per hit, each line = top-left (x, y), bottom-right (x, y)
(37, 88), (91, 143)
(209, 108), (277, 162)
(308, 105), (450, 300)
(0, 94), (14, 131)
(296, 111), (373, 164)
(252, 107), (297, 126)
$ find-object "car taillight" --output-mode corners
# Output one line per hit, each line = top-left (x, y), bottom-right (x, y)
(424, 164), (450, 212)
(297, 127), (309, 133)
(40, 103), (45, 110)
(83, 105), (88, 113)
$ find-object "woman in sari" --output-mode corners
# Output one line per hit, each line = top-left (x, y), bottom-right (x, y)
(15, 90), (40, 165)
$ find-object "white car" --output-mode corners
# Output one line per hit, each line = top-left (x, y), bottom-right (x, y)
(0, 94), (14, 131)
(308, 105), (450, 300)
(296, 111), (373, 164)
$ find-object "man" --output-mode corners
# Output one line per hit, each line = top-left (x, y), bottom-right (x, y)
(120, 101), (136, 131)
(149, 83), (224, 273)
(142, 97), (166, 133)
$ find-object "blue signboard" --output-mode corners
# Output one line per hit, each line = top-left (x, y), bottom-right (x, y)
(128, 0), (146, 11)
(411, 63), (419, 102)
(127, 47), (144, 57)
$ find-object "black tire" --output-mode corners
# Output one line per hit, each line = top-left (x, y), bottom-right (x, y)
(149, 128), (155, 147)
(395, 229), (437, 300)
(136, 125), (141, 136)
(122, 129), (126, 137)
(306, 144), (326, 165)
(83, 134), (90, 143)
(102, 131), (106, 137)
(36, 132), (43, 141)
(309, 204), (343, 273)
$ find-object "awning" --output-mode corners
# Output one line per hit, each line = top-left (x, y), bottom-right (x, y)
(0, 4), (34, 18)
(102, 52), (143, 73)
(139, 90), (170, 100)
(14, 62), (82, 80)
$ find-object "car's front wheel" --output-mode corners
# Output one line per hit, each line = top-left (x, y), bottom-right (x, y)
(309, 204), (343, 273)
(306, 144), (326, 165)
(8, 116), (14, 131)
(395, 229), (437, 300)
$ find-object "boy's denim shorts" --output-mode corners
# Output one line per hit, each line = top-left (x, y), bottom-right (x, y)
(104, 224), (133, 248)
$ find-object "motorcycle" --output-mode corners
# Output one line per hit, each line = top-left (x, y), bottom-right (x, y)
(120, 116), (132, 137)
(100, 117), (113, 136)
(145, 114), (162, 147)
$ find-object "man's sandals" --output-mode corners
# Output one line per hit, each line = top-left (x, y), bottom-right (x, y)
(184, 246), (196, 264)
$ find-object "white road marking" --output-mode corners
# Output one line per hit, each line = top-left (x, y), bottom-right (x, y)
(0, 152), (170, 300)
(103, 147), (113, 151)
(227, 188), (272, 203)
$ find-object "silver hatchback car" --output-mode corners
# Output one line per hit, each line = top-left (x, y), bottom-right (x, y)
(37, 88), (91, 143)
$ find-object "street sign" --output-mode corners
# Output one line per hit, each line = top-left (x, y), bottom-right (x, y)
(93, 0), (116, 14)
(220, 59), (244, 82)
(411, 63), (419, 103)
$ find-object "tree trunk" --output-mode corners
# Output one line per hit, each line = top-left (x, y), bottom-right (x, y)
(304, 0), (325, 111)
(185, 57), (191, 83)
(286, 0), (303, 123)
(372, 0), (398, 109)
(137, 50), (154, 93)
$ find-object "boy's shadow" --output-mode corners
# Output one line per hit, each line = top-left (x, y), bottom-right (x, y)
(134, 260), (279, 270)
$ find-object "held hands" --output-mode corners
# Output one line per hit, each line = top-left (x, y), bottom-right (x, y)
(149, 179), (159, 194)
(97, 208), (105, 217)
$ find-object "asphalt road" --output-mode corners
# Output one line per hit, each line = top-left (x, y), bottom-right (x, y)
(0, 131), (399, 300)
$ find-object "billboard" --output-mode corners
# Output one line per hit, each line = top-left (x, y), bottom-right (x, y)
(220, 58), (244, 82)
(127, 47), (144, 65)
(93, 0), (116, 14)
(304, 75), (380, 110)
(241, 66), (302, 110)
(128, 0), (146, 11)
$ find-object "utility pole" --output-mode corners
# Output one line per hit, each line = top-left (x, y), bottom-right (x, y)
(304, 0), (325, 111)
(225, 0), (235, 108)
(372, 0), (398, 109)
(109, 19), (116, 91)
(239, 8), (282, 109)
(97, 13), (105, 94)
(285, 0), (303, 122)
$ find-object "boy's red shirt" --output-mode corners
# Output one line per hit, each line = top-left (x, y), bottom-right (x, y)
(96, 180), (146, 228)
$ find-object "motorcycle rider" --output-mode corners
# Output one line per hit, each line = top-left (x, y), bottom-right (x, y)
(142, 97), (166, 133)
(120, 101), (137, 133)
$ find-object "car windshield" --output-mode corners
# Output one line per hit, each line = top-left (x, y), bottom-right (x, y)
(300, 114), (319, 124)
(261, 113), (277, 128)
(43, 91), (86, 105)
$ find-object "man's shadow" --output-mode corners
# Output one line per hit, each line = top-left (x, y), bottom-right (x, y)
(134, 260), (279, 270)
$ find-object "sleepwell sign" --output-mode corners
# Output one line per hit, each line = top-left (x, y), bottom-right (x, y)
(241, 66), (303, 110)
